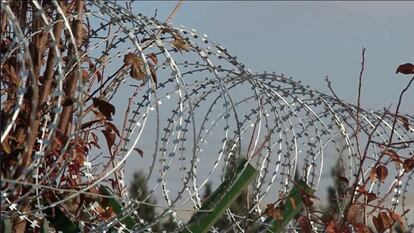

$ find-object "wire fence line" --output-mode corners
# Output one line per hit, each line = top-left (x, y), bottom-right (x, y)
(1, 1), (413, 232)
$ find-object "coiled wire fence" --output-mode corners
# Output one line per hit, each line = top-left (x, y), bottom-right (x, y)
(1, 1), (413, 232)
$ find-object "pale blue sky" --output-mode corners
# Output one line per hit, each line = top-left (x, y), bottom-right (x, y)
(116, 2), (414, 218)
(134, 1), (414, 113)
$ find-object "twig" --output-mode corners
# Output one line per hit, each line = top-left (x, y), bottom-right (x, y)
(355, 47), (366, 160)
(387, 76), (414, 145)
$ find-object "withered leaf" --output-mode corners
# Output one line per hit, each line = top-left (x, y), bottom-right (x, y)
(369, 168), (377, 183)
(346, 203), (364, 224)
(105, 121), (121, 138)
(378, 211), (392, 230)
(398, 116), (410, 130)
(149, 63), (157, 86)
(352, 223), (371, 233)
(383, 149), (402, 166)
(133, 148), (144, 157)
(376, 165), (388, 183)
(301, 193), (314, 207)
(92, 98), (115, 120)
(100, 207), (115, 220)
(171, 36), (190, 52)
(147, 53), (158, 64)
(2, 100), (15, 113)
(73, 141), (86, 166)
(356, 185), (369, 195)
(102, 128), (116, 156)
(403, 158), (414, 172)
(297, 215), (312, 233)
(95, 70), (103, 82)
(372, 215), (384, 233)
(88, 62), (103, 82)
(124, 53), (146, 81)
(90, 132), (100, 149)
(81, 119), (101, 130)
(92, 109), (106, 121)
(130, 66), (146, 81)
(161, 27), (174, 35)
(325, 220), (338, 233)
(2, 60), (20, 86)
(367, 192), (377, 203)
(396, 63), (414, 75)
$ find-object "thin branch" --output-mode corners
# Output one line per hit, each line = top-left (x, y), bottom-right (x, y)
(355, 47), (366, 160)
(387, 76), (414, 145)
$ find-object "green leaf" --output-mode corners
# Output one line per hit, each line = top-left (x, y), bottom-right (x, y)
(1, 218), (12, 233)
(99, 186), (137, 230)
(41, 219), (50, 233)
(185, 159), (258, 233)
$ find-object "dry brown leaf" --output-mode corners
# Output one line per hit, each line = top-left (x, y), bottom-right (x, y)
(369, 168), (377, 183)
(100, 207), (115, 221)
(105, 121), (121, 138)
(372, 215), (384, 233)
(2, 100), (15, 113)
(396, 63), (414, 75)
(297, 215), (312, 233)
(367, 192), (377, 203)
(325, 220), (338, 233)
(73, 141), (86, 166)
(133, 148), (144, 158)
(81, 119), (101, 130)
(102, 128), (116, 156)
(375, 165), (388, 183)
(403, 158), (414, 172)
(397, 116), (410, 130)
(88, 62), (103, 82)
(2, 61), (20, 86)
(92, 98), (115, 120)
(92, 109), (107, 121)
(149, 63), (157, 86)
(124, 53), (146, 81)
(378, 211), (392, 230)
(356, 185), (369, 195)
(147, 53), (158, 64)
(383, 149), (401, 163)
(171, 36), (190, 52)
(95, 70), (103, 82)
(89, 131), (100, 149)
(352, 223), (371, 233)
(346, 203), (364, 224)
